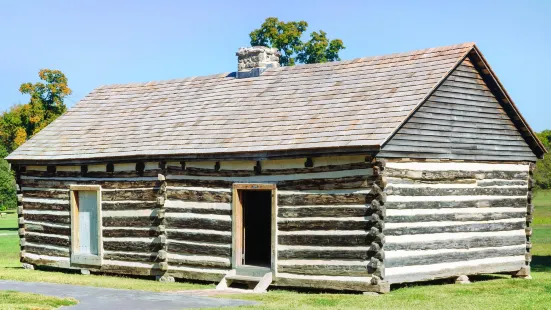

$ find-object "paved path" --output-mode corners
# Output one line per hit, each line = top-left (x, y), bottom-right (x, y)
(0, 280), (256, 309)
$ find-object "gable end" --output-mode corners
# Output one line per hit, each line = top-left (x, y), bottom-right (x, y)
(378, 53), (539, 162)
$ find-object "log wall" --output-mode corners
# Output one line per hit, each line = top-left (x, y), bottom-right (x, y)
(163, 155), (386, 287)
(16, 155), (390, 291)
(19, 162), (168, 277)
(382, 160), (532, 283)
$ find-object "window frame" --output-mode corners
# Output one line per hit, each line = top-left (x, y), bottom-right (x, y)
(69, 185), (103, 266)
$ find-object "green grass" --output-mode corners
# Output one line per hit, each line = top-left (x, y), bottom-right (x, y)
(2, 192), (551, 309)
(0, 291), (77, 310)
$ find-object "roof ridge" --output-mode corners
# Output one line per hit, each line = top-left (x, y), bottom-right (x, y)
(91, 43), (477, 90)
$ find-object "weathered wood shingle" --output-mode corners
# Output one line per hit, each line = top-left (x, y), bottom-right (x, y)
(8, 43), (541, 162)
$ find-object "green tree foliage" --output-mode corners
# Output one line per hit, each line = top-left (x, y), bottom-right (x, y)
(535, 130), (551, 190)
(0, 146), (16, 210)
(249, 17), (345, 66)
(0, 69), (71, 209)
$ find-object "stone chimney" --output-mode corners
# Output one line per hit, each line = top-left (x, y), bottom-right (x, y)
(236, 46), (280, 78)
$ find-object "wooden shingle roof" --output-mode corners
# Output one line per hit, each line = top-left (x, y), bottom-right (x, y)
(7, 43), (543, 163)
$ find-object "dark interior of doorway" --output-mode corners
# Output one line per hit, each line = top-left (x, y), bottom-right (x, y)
(242, 190), (272, 267)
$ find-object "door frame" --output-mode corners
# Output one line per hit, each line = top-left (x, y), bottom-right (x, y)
(231, 183), (277, 275)
(69, 184), (103, 266)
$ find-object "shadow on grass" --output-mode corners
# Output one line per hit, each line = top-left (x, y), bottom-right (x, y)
(0, 228), (18, 231)
(532, 256), (551, 272)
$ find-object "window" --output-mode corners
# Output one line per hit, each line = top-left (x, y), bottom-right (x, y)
(69, 185), (102, 266)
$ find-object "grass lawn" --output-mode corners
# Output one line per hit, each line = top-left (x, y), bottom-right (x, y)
(0, 290), (76, 310)
(1, 191), (551, 309)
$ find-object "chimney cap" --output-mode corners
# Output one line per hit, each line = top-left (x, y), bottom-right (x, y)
(236, 46), (280, 57)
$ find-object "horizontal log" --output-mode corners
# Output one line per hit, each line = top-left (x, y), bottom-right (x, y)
(25, 223), (70, 236)
(24, 170), (78, 178)
(477, 180), (528, 187)
(385, 197), (527, 209)
(25, 234), (69, 247)
(101, 201), (159, 211)
(103, 216), (163, 227)
(103, 252), (160, 263)
(25, 245), (69, 258)
(166, 268), (226, 282)
(274, 275), (388, 293)
(278, 263), (369, 276)
(385, 220), (525, 236)
(21, 255), (69, 268)
(385, 186), (527, 196)
(278, 219), (373, 231)
(24, 213), (70, 224)
(278, 192), (374, 206)
(386, 211), (525, 223)
(279, 233), (376, 246)
(386, 246), (526, 268)
(168, 175), (373, 191)
(167, 189), (232, 203)
(102, 228), (161, 238)
(164, 206), (231, 216)
(167, 241), (231, 257)
(166, 230), (232, 244)
(387, 177), (477, 185)
(168, 256), (230, 269)
(164, 201), (230, 215)
(21, 179), (160, 190)
(85, 170), (163, 178)
(103, 240), (164, 252)
(102, 189), (159, 201)
(278, 248), (370, 260)
(23, 201), (69, 211)
(385, 257), (525, 284)
(277, 176), (372, 190)
(385, 234), (526, 251)
(165, 216), (231, 231)
(168, 162), (373, 177)
(384, 168), (528, 181)
(23, 189), (69, 200)
(168, 179), (233, 189)
(99, 263), (165, 276)
(278, 206), (370, 218)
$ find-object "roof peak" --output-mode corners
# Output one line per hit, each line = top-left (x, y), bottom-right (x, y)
(97, 43), (476, 90)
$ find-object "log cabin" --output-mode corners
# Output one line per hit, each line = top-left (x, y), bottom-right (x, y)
(6, 43), (546, 293)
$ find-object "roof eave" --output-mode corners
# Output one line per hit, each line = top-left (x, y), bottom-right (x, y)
(5, 145), (381, 165)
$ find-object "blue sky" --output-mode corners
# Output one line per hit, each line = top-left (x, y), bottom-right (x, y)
(0, 0), (549, 131)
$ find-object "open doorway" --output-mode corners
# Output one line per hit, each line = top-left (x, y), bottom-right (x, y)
(232, 184), (276, 270)
(242, 190), (272, 267)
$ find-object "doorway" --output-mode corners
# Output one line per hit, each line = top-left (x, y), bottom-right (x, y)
(232, 184), (276, 271)
(242, 190), (271, 266)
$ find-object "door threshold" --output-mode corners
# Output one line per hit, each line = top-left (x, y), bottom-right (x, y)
(235, 265), (272, 277)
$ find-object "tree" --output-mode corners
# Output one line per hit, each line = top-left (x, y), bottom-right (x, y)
(0, 69), (71, 153)
(249, 17), (345, 66)
(0, 146), (16, 210)
(535, 130), (551, 190)
(0, 69), (71, 209)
